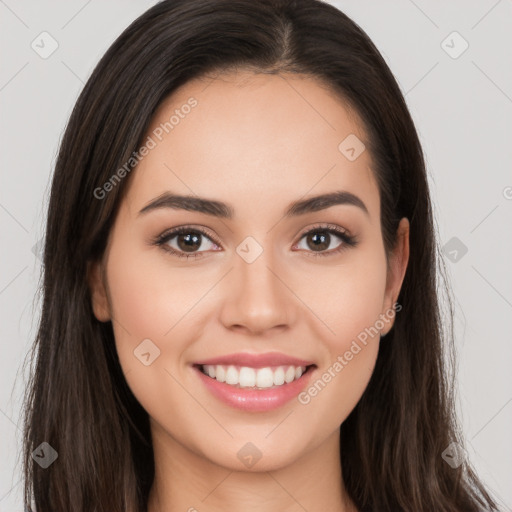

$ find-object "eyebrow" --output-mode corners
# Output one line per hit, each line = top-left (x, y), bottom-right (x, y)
(138, 190), (369, 218)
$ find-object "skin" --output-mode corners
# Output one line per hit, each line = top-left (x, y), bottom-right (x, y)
(89, 71), (409, 512)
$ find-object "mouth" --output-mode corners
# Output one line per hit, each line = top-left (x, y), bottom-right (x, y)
(192, 362), (317, 412)
(193, 363), (317, 390)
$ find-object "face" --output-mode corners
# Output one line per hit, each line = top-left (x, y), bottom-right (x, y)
(89, 71), (409, 472)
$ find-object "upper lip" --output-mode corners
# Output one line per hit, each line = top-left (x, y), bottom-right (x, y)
(193, 352), (316, 369)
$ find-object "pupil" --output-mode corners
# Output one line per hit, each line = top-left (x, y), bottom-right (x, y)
(309, 232), (329, 251)
(178, 233), (201, 252)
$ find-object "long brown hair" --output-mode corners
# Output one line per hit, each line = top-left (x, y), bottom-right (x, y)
(22, 0), (498, 510)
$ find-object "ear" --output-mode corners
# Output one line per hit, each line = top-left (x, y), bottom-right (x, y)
(87, 260), (111, 322)
(381, 217), (410, 336)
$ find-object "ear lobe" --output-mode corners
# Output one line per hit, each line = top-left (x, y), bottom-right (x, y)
(87, 260), (111, 322)
(381, 218), (410, 335)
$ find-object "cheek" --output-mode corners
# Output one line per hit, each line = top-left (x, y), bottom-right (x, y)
(311, 343), (379, 426)
(295, 245), (387, 418)
(104, 240), (212, 416)
(296, 242), (388, 344)
(104, 238), (205, 374)
(106, 238), (212, 337)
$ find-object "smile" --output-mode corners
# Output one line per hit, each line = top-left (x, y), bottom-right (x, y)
(199, 364), (310, 389)
(192, 363), (317, 412)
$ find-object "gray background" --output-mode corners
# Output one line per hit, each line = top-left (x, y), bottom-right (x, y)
(1, 0), (511, 510)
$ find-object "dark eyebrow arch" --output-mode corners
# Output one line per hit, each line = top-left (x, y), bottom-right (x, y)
(284, 190), (369, 217)
(138, 190), (369, 218)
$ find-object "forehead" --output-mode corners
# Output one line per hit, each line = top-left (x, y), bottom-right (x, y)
(124, 71), (379, 222)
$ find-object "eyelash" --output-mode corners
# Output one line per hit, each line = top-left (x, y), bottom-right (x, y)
(152, 223), (358, 260)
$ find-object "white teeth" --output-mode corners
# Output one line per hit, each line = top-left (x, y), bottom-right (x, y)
(216, 365), (226, 383)
(200, 364), (308, 389)
(273, 367), (285, 385)
(285, 366), (295, 383)
(225, 365), (238, 385)
(256, 367), (274, 388)
(239, 367), (256, 388)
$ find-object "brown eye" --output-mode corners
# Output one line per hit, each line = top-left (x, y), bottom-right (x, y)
(155, 226), (220, 259)
(294, 225), (358, 257)
(175, 232), (202, 252)
(303, 231), (333, 252)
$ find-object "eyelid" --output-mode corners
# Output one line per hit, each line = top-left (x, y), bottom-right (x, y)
(154, 224), (221, 247)
(295, 222), (352, 239)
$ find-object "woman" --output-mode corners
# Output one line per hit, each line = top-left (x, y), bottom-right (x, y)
(22, 0), (499, 511)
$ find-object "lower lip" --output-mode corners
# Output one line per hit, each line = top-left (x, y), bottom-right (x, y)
(193, 365), (316, 412)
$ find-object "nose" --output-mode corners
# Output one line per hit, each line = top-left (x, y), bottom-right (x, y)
(218, 245), (296, 335)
